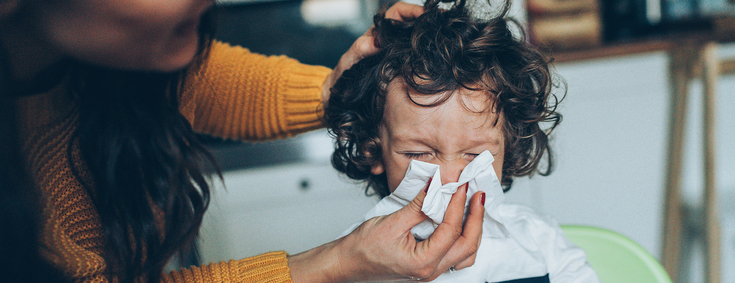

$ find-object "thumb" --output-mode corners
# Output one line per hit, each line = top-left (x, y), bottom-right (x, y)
(390, 178), (432, 229)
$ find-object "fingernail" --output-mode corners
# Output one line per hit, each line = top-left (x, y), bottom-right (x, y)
(373, 37), (381, 48)
(480, 192), (486, 206)
(424, 177), (432, 193)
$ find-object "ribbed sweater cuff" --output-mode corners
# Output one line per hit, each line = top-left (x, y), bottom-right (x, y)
(235, 251), (292, 282)
(282, 64), (331, 134)
(162, 251), (293, 283)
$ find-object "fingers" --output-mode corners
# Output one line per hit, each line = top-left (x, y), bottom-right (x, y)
(421, 188), (485, 280)
(331, 31), (377, 80)
(441, 183), (470, 232)
(344, 180), (484, 282)
(385, 1), (425, 21)
(346, 33), (378, 65)
(428, 183), (468, 245)
(391, 178), (432, 230)
(349, 2), (424, 63)
(353, 1), (424, 58)
(453, 249), (479, 271)
(445, 191), (485, 270)
(322, 32), (377, 104)
(413, 183), (468, 271)
(342, 178), (433, 281)
(462, 191), (486, 251)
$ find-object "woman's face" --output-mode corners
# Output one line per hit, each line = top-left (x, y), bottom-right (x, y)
(28, 0), (212, 72)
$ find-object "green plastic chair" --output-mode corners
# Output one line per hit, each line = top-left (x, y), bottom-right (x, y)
(561, 225), (673, 283)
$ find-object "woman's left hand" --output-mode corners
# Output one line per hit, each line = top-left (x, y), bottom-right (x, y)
(321, 2), (424, 104)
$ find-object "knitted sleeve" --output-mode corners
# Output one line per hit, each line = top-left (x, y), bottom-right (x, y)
(28, 126), (297, 283)
(179, 41), (332, 141)
(161, 252), (293, 283)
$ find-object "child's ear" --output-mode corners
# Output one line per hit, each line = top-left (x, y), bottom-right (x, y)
(370, 161), (385, 175)
(366, 137), (385, 175)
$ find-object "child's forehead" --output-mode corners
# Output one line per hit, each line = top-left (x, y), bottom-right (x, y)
(380, 95), (505, 153)
(386, 77), (498, 113)
(383, 78), (504, 140)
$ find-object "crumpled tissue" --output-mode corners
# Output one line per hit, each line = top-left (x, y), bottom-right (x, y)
(339, 150), (509, 240)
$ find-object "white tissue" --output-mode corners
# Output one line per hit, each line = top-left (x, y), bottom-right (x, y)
(343, 150), (509, 240)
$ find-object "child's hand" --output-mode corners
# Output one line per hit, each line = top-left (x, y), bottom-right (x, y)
(321, 2), (424, 106)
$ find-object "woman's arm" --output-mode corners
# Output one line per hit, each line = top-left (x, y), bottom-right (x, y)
(156, 189), (483, 283)
(179, 41), (331, 141)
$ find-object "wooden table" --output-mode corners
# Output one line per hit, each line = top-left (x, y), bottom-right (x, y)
(549, 29), (734, 283)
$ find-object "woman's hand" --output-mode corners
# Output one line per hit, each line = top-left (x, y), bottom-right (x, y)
(288, 182), (486, 282)
(321, 2), (424, 104)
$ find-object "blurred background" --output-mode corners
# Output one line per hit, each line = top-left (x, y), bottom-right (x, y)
(196, 0), (735, 282)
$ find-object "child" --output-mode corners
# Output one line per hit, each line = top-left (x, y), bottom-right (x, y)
(324, 0), (600, 282)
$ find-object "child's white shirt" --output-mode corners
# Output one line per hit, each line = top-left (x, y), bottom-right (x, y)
(338, 151), (600, 283)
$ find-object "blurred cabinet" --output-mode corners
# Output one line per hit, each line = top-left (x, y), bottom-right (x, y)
(198, 162), (378, 263)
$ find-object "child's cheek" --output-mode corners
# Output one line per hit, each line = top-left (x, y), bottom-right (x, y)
(492, 158), (503, 181)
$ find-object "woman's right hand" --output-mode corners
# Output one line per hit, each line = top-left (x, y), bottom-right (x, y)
(288, 183), (485, 282)
(321, 1), (424, 105)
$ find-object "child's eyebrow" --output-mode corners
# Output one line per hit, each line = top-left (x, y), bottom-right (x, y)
(392, 132), (502, 149)
(392, 134), (429, 144)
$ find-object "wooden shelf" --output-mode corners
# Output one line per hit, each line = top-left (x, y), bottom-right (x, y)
(550, 38), (672, 63)
(544, 16), (735, 64)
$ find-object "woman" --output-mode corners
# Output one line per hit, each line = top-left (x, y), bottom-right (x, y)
(0, 0), (485, 282)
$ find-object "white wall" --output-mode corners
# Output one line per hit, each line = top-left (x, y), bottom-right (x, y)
(199, 160), (378, 260)
(506, 46), (735, 282)
(507, 52), (671, 257)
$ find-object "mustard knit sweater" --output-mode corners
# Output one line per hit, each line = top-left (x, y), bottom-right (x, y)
(14, 41), (332, 282)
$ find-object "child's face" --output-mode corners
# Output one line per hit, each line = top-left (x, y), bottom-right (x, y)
(371, 78), (505, 192)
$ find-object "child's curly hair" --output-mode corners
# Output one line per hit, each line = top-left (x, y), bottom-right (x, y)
(324, 0), (563, 198)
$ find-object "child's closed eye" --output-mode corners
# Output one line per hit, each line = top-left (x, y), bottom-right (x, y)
(403, 152), (432, 160)
(403, 152), (482, 161)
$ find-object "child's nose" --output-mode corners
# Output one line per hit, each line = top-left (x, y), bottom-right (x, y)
(440, 161), (466, 185)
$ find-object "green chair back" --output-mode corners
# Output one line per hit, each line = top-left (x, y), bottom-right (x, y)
(561, 225), (673, 283)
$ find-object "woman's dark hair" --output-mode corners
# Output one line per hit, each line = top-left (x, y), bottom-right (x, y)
(69, 8), (219, 283)
(0, 52), (69, 283)
(324, 0), (563, 198)
(0, 6), (219, 283)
